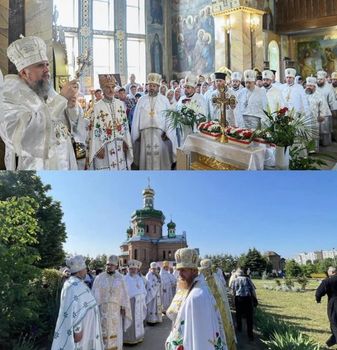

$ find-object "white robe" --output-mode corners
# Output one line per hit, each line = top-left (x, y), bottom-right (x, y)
(92, 271), (132, 350)
(263, 85), (286, 114)
(317, 83), (336, 113)
(0, 74), (77, 170)
(281, 83), (310, 118)
(165, 275), (227, 350)
(88, 98), (133, 170)
(52, 276), (104, 350)
(145, 271), (163, 323)
(131, 94), (178, 170)
(160, 268), (177, 312)
(124, 273), (147, 343)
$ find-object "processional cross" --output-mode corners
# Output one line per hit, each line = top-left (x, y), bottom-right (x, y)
(212, 86), (237, 142)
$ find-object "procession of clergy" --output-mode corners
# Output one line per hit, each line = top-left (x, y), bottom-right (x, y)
(1, 35), (337, 170)
(51, 248), (239, 350)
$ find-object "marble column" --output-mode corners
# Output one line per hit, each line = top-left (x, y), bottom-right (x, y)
(213, 8), (264, 72)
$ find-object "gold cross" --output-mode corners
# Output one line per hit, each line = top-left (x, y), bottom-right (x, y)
(212, 86), (237, 129)
(149, 110), (155, 118)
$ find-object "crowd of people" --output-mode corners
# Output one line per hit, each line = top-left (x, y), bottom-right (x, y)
(51, 248), (259, 350)
(1, 35), (337, 171)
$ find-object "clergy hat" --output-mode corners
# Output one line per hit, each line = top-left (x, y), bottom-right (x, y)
(214, 72), (227, 81)
(317, 70), (327, 80)
(162, 261), (170, 268)
(99, 74), (117, 89)
(184, 74), (198, 88)
(7, 35), (48, 72)
(306, 76), (317, 86)
(128, 259), (142, 269)
(175, 248), (199, 270)
(200, 259), (212, 269)
(66, 255), (87, 274)
(332, 72), (337, 79)
(150, 262), (158, 269)
(244, 69), (256, 82)
(285, 68), (296, 78)
(231, 72), (242, 81)
(107, 255), (119, 266)
(270, 69), (277, 75)
(262, 70), (274, 80)
(147, 73), (162, 86)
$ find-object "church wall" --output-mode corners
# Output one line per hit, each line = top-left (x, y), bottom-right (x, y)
(170, 0), (215, 79)
(0, 0), (8, 74)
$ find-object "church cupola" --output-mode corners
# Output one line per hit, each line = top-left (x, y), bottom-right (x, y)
(142, 183), (155, 209)
(167, 220), (176, 238)
(137, 220), (145, 236)
(126, 226), (133, 239)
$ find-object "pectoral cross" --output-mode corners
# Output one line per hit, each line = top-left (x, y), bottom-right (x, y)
(212, 86), (237, 129)
(149, 109), (155, 118)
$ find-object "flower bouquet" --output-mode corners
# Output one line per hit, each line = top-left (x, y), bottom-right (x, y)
(198, 120), (223, 140)
(225, 127), (254, 147)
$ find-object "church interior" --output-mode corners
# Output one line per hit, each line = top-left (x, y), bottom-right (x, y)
(1, 0), (337, 169)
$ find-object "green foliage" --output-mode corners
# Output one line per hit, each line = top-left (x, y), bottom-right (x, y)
(297, 276), (309, 290)
(284, 278), (294, 288)
(241, 248), (268, 275)
(0, 197), (41, 347)
(88, 254), (108, 270)
(285, 260), (302, 278)
(275, 279), (282, 287)
(203, 253), (239, 272)
(165, 105), (206, 131)
(256, 308), (321, 350)
(11, 335), (39, 350)
(0, 172), (67, 268)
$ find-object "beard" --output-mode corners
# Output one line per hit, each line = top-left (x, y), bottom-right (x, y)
(149, 90), (159, 97)
(333, 82), (337, 88)
(317, 81), (324, 87)
(305, 88), (314, 95)
(28, 78), (51, 99)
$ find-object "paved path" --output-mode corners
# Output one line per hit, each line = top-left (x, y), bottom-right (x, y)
(123, 314), (265, 350)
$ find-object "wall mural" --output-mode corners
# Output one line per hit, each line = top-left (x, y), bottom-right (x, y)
(171, 0), (215, 78)
(147, 0), (165, 76)
(298, 39), (337, 79)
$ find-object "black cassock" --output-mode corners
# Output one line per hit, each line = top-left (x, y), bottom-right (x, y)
(316, 274), (337, 346)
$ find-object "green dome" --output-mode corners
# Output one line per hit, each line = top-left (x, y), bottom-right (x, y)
(126, 227), (133, 235)
(167, 220), (176, 229)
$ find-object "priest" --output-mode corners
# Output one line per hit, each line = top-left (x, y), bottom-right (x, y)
(52, 255), (104, 350)
(131, 73), (178, 170)
(165, 248), (227, 350)
(145, 262), (163, 324)
(92, 255), (132, 350)
(262, 70), (286, 113)
(1, 35), (78, 170)
(123, 259), (147, 345)
(87, 74), (133, 170)
(160, 261), (177, 313)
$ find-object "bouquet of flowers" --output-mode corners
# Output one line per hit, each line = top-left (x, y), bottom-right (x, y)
(198, 121), (222, 137)
(262, 107), (313, 149)
(225, 127), (254, 143)
(165, 100), (206, 130)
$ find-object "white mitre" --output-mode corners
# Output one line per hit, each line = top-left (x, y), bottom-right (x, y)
(107, 255), (119, 266)
(7, 35), (48, 72)
(175, 248), (199, 269)
(285, 68), (296, 78)
(244, 69), (256, 82)
(231, 72), (242, 81)
(150, 261), (158, 269)
(147, 73), (161, 86)
(184, 74), (198, 88)
(317, 70), (327, 80)
(66, 255), (87, 274)
(306, 76), (317, 86)
(262, 70), (274, 80)
(129, 259), (142, 269)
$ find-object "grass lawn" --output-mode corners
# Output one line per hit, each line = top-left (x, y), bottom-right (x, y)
(254, 279), (332, 348)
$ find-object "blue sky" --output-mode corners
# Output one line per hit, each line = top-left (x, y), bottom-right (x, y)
(38, 172), (337, 260)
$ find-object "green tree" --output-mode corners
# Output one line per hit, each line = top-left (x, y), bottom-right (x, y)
(242, 248), (268, 275)
(0, 172), (67, 268)
(284, 259), (303, 278)
(0, 197), (41, 346)
(204, 253), (239, 272)
(317, 258), (335, 274)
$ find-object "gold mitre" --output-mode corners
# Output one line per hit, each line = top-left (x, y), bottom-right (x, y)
(200, 259), (212, 269)
(175, 248), (199, 270)
(99, 74), (117, 89)
(128, 259), (142, 269)
(147, 73), (161, 85)
(162, 260), (170, 268)
(7, 35), (48, 72)
(332, 72), (337, 80)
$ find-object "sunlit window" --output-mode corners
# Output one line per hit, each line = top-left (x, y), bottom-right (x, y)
(127, 38), (146, 84)
(93, 0), (114, 31)
(93, 36), (115, 88)
(126, 0), (145, 34)
(54, 0), (78, 27)
(64, 33), (79, 79)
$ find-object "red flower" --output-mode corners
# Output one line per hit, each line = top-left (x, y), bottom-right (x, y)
(278, 107), (288, 115)
(176, 346), (184, 350)
(106, 128), (112, 136)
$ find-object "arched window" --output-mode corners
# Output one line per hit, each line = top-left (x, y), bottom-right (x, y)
(163, 251), (166, 260)
(268, 41), (280, 82)
(168, 251), (172, 259)
(134, 249), (138, 259)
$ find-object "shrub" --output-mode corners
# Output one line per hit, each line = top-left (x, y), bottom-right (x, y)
(284, 278), (294, 289)
(275, 279), (281, 287)
(310, 273), (327, 279)
(297, 276), (308, 290)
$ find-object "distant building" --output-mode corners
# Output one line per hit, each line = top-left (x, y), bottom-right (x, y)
(264, 251), (282, 272)
(119, 184), (188, 273)
(295, 249), (337, 265)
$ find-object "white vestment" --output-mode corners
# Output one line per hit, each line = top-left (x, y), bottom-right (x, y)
(88, 98), (133, 170)
(281, 83), (310, 117)
(160, 268), (177, 312)
(0, 75), (77, 170)
(263, 85), (286, 113)
(123, 273), (147, 344)
(317, 83), (336, 113)
(145, 271), (163, 323)
(238, 86), (268, 128)
(208, 89), (244, 127)
(52, 276), (104, 350)
(92, 271), (132, 350)
(131, 94), (178, 170)
(165, 275), (227, 350)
